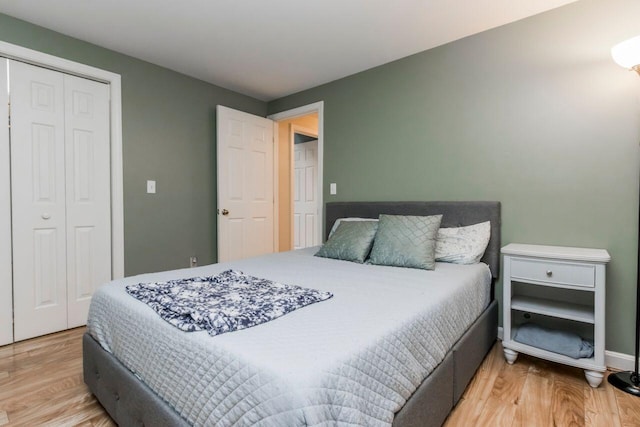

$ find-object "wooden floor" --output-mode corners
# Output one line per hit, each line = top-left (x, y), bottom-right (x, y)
(0, 328), (639, 426)
(0, 328), (114, 427)
(445, 344), (640, 427)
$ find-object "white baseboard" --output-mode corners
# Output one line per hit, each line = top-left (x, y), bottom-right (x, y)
(605, 351), (636, 371)
(495, 327), (635, 371)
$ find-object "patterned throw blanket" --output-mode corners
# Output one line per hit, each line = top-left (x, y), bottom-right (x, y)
(126, 269), (333, 336)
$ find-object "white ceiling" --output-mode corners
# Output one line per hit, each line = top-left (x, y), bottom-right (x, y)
(0, 0), (577, 101)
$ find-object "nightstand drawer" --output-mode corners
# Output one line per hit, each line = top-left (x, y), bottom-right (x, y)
(510, 258), (595, 288)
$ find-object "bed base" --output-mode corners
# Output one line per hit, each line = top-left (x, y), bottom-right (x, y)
(83, 333), (190, 426)
(83, 300), (497, 427)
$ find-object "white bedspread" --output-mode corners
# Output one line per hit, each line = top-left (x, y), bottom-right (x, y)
(88, 248), (491, 426)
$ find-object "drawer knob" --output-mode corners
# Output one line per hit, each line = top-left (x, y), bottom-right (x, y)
(546, 270), (553, 277)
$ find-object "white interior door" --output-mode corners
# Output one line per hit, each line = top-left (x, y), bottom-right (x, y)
(293, 140), (319, 249)
(0, 58), (12, 346)
(10, 60), (68, 341)
(64, 74), (111, 328)
(217, 105), (275, 262)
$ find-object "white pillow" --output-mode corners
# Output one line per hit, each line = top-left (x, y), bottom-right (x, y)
(435, 221), (491, 264)
(328, 217), (379, 238)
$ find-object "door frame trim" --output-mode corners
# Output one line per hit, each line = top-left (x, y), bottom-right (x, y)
(0, 59), (10, 345)
(268, 101), (324, 248)
(0, 40), (124, 279)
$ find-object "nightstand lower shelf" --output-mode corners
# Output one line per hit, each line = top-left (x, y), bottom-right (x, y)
(502, 339), (605, 387)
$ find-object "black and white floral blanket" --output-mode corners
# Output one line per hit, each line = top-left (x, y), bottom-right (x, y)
(126, 269), (333, 336)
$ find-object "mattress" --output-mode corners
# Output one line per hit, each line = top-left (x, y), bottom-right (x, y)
(87, 247), (491, 426)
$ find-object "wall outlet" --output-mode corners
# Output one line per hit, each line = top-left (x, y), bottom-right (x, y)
(189, 256), (198, 268)
(146, 180), (156, 194)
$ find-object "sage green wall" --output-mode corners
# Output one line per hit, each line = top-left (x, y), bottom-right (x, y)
(0, 13), (267, 276)
(268, 0), (640, 355)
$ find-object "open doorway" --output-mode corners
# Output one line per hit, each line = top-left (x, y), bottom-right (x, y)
(268, 102), (324, 252)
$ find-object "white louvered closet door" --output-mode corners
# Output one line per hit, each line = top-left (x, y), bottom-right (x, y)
(10, 60), (111, 341)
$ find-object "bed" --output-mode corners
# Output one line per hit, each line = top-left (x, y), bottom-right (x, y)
(83, 201), (501, 427)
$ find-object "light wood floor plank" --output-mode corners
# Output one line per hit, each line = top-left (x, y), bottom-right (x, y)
(1, 328), (638, 426)
(476, 394), (520, 427)
(614, 381), (640, 427)
(585, 371), (622, 427)
(471, 351), (529, 426)
(488, 353), (529, 405)
(446, 343), (505, 426)
(551, 365), (586, 427)
(512, 360), (553, 427)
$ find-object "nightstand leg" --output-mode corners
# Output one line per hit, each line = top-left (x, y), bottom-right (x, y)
(503, 348), (518, 364)
(584, 370), (603, 388)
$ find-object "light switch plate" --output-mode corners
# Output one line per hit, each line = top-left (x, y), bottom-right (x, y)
(146, 180), (156, 194)
(330, 183), (337, 195)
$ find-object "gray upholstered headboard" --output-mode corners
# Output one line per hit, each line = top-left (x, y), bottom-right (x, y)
(325, 201), (501, 278)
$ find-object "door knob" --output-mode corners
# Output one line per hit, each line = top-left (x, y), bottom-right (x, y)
(41, 213), (51, 220)
(221, 209), (229, 216)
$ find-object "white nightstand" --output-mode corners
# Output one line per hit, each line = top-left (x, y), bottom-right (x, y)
(501, 243), (610, 387)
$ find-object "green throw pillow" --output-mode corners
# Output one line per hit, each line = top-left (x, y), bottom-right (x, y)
(368, 214), (443, 270)
(315, 220), (378, 263)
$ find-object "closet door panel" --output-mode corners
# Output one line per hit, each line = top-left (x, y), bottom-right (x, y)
(0, 58), (12, 346)
(64, 74), (111, 328)
(10, 60), (68, 341)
